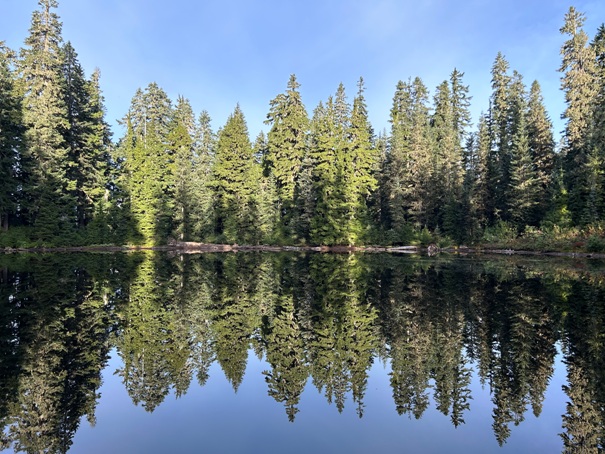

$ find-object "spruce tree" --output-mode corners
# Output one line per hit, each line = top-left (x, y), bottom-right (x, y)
(190, 110), (215, 240)
(62, 43), (110, 233)
(526, 81), (555, 223)
(467, 115), (492, 235)
(488, 53), (512, 224)
(122, 83), (174, 244)
(169, 96), (196, 241)
(264, 75), (309, 238)
(431, 79), (462, 237)
(18, 0), (72, 241)
(385, 77), (432, 234)
(253, 132), (278, 243)
(211, 105), (257, 243)
(309, 98), (340, 244)
(348, 77), (378, 243)
(590, 25), (605, 220)
(559, 7), (598, 224)
(0, 44), (23, 231)
(509, 104), (539, 230)
(384, 80), (415, 238)
(448, 69), (472, 240)
(308, 83), (363, 245)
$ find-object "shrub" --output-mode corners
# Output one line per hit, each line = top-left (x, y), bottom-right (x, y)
(586, 235), (605, 253)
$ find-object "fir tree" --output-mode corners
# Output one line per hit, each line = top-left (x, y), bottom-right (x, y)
(465, 115), (491, 236)
(252, 132), (278, 243)
(509, 104), (539, 229)
(62, 43), (110, 232)
(0, 44), (23, 231)
(211, 105), (257, 243)
(18, 0), (72, 240)
(169, 96), (196, 241)
(431, 79), (462, 237)
(347, 77), (378, 243)
(590, 25), (605, 220)
(384, 80), (415, 238)
(560, 7), (598, 224)
(526, 80), (555, 223)
(309, 99), (340, 244)
(488, 53), (512, 223)
(385, 77), (432, 234)
(122, 83), (174, 244)
(189, 110), (215, 240)
(264, 75), (309, 238)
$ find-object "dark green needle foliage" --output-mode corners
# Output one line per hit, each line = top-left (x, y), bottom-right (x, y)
(3, 1), (605, 248)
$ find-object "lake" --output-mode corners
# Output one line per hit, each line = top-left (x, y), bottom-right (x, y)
(0, 251), (603, 453)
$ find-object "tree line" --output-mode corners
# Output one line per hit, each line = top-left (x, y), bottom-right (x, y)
(1, 2), (605, 247)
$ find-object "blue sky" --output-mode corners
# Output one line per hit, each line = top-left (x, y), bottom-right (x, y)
(2, 0), (605, 142)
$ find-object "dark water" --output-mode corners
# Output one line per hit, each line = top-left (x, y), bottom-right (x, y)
(0, 252), (604, 453)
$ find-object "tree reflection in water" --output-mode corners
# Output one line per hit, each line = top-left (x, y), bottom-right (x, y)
(0, 252), (604, 452)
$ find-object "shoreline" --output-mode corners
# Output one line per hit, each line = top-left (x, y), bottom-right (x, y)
(2, 242), (605, 259)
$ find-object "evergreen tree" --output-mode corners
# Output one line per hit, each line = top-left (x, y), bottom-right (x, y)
(308, 99), (339, 244)
(0, 44), (23, 231)
(559, 7), (598, 224)
(384, 77), (432, 236)
(430, 79), (463, 237)
(168, 96), (196, 241)
(308, 84), (362, 245)
(526, 80), (555, 223)
(347, 77), (378, 243)
(465, 115), (491, 236)
(509, 106), (539, 229)
(488, 53), (512, 223)
(122, 83), (174, 244)
(253, 132), (278, 243)
(264, 75), (309, 238)
(211, 105), (257, 243)
(18, 0), (72, 240)
(446, 69), (472, 241)
(506, 71), (539, 228)
(291, 149), (315, 243)
(590, 25), (605, 220)
(450, 69), (472, 148)
(62, 43), (110, 232)
(189, 110), (215, 240)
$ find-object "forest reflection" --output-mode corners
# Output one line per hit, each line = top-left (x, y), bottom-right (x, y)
(1, 252), (604, 452)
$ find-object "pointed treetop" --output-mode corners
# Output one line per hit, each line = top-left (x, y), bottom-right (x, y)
(560, 6), (586, 35)
(287, 74), (300, 91)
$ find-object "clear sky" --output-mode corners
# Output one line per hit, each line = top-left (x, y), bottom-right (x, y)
(2, 0), (605, 142)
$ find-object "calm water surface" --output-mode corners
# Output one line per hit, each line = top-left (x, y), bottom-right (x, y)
(0, 252), (603, 453)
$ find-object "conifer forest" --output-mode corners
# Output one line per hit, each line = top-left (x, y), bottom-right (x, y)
(3, 1), (605, 250)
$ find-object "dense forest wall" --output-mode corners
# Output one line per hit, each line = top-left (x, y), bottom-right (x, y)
(2, 2), (605, 248)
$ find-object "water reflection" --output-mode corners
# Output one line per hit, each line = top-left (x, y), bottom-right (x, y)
(0, 252), (604, 452)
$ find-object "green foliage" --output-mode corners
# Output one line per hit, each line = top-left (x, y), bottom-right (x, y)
(0, 43), (23, 231)
(417, 226), (434, 246)
(482, 220), (518, 244)
(586, 234), (605, 252)
(211, 105), (260, 243)
(264, 75), (309, 236)
(5, 2), (605, 251)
